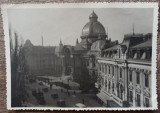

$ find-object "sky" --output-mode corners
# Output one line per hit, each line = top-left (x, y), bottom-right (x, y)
(8, 8), (154, 46)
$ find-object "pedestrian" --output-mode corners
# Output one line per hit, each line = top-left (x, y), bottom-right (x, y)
(73, 91), (76, 95)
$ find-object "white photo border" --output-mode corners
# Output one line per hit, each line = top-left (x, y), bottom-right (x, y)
(1, 2), (158, 110)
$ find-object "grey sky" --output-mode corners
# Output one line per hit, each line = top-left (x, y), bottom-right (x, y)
(8, 8), (153, 46)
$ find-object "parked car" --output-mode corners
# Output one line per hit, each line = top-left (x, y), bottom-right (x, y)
(39, 82), (43, 85)
(75, 103), (86, 108)
(36, 92), (45, 105)
(57, 99), (66, 107)
(51, 94), (59, 99)
(32, 90), (37, 96)
(43, 88), (48, 92)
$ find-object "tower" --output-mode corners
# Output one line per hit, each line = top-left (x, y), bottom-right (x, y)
(76, 38), (79, 45)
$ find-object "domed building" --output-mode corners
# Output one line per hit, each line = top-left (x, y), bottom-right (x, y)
(74, 11), (108, 51)
(79, 11), (107, 49)
(71, 11), (112, 90)
(21, 11), (152, 107)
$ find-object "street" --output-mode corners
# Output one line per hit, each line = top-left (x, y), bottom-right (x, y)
(23, 76), (102, 107)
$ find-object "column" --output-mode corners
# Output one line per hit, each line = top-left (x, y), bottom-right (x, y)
(132, 68), (136, 107)
(140, 69), (145, 107)
(141, 75), (144, 107)
(115, 65), (118, 96)
(124, 66), (128, 101)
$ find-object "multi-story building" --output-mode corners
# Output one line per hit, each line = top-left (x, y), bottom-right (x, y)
(52, 12), (152, 107)
(96, 33), (152, 107)
(23, 11), (152, 107)
(23, 40), (63, 77)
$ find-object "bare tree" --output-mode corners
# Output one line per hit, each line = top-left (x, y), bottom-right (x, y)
(10, 28), (25, 107)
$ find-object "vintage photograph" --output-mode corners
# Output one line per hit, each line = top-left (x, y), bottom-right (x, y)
(1, 3), (158, 110)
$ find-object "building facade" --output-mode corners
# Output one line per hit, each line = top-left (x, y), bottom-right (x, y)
(23, 11), (152, 107)
(96, 33), (152, 107)
(23, 40), (63, 77)
(59, 11), (152, 107)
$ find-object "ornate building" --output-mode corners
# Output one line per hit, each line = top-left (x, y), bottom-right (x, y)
(96, 33), (152, 107)
(56, 11), (152, 107)
(23, 11), (152, 107)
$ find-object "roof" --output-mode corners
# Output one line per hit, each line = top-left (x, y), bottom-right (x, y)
(24, 39), (33, 47)
(81, 11), (106, 37)
(81, 21), (106, 37)
(104, 45), (118, 51)
(131, 39), (152, 49)
(74, 41), (86, 51)
(91, 39), (106, 51)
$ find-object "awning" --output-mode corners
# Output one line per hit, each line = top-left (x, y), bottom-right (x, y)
(96, 92), (111, 104)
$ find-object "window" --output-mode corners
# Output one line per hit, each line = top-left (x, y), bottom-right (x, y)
(137, 94), (141, 107)
(108, 81), (111, 90)
(87, 61), (89, 66)
(112, 83), (114, 93)
(102, 64), (104, 73)
(109, 66), (110, 74)
(145, 74), (149, 87)
(145, 98), (150, 107)
(112, 67), (114, 76)
(93, 60), (95, 67)
(120, 68), (122, 78)
(119, 49), (120, 58)
(129, 91), (133, 102)
(101, 64), (103, 72)
(105, 65), (107, 73)
(105, 79), (107, 90)
(129, 70), (132, 82)
(120, 84), (123, 99)
(136, 72), (140, 84)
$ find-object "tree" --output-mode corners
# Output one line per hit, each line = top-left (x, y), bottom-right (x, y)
(10, 29), (25, 107)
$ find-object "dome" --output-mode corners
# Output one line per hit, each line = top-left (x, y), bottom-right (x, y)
(81, 11), (106, 38)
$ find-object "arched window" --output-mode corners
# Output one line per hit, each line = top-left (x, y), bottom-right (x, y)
(137, 94), (141, 107)
(119, 49), (121, 58)
(145, 98), (150, 107)
(120, 68), (122, 78)
(112, 83), (114, 93)
(105, 64), (107, 74)
(112, 66), (114, 76)
(108, 66), (110, 74)
(105, 79), (107, 90)
(145, 74), (149, 87)
(108, 81), (111, 90)
(129, 91), (133, 102)
(129, 70), (132, 82)
(136, 72), (140, 84)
